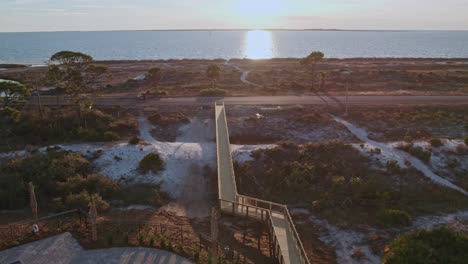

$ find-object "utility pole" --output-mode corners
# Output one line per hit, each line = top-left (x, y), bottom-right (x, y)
(344, 81), (349, 116)
(34, 78), (43, 117)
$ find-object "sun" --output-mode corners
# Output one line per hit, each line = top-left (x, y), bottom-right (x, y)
(236, 0), (285, 17)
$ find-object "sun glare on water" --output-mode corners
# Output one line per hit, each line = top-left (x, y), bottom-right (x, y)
(244, 30), (274, 59)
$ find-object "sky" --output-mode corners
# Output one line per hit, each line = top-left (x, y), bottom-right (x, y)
(1, 0), (468, 32)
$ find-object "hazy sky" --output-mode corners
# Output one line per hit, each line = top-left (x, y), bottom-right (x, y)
(1, 0), (468, 32)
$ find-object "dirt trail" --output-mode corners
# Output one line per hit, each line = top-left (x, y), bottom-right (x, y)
(139, 113), (216, 219)
(225, 60), (261, 87)
(331, 115), (467, 196)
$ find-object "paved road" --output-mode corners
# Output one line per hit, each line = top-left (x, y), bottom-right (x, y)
(30, 95), (468, 107)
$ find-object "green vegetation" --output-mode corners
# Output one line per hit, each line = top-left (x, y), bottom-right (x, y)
(235, 141), (468, 226)
(429, 138), (443, 147)
(1, 106), (137, 149)
(147, 67), (162, 88)
(103, 131), (120, 141)
(0, 81), (31, 108)
(465, 136), (468, 145)
(384, 228), (468, 264)
(139, 152), (165, 173)
(206, 64), (221, 89)
(0, 148), (169, 212)
(199, 88), (227, 96)
(344, 106), (468, 141)
(0, 148), (116, 211)
(300, 51), (324, 90)
(377, 209), (412, 228)
(397, 144), (432, 163)
(46, 51), (107, 105)
(129, 136), (140, 145)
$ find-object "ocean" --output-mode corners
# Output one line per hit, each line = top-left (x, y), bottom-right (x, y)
(1, 30), (468, 63)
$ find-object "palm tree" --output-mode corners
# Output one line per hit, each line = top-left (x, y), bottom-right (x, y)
(300, 51), (324, 91)
(207, 64), (221, 89)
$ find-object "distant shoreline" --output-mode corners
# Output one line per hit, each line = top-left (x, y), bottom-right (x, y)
(2, 57), (468, 67)
(2, 29), (468, 34)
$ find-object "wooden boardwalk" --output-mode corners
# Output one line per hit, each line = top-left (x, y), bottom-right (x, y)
(215, 103), (310, 264)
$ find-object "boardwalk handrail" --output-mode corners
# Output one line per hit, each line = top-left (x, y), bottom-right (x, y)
(215, 103), (311, 264)
(237, 194), (310, 264)
(284, 207), (311, 264)
(216, 103), (238, 195)
(237, 194), (286, 212)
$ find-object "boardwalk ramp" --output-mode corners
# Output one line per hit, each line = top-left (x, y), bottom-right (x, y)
(215, 102), (310, 264)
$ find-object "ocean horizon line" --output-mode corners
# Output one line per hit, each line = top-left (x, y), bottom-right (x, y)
(2, 28), (468, 34)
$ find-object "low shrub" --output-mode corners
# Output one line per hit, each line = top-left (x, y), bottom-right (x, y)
(377, 209), (411, 228)
(384, 227), (468, 264)
(429, 138), (443, 147)
(139, 153), (165, 173)
(465, 136), (468, 145)
(403, 136), (413, 143)
(370, 148), (381, 154)
(92, 149), (103, 159)
(386, 160), (400, 172)
(147, 112), (190, 127)
(103, 131), (120, 141)
(106, 233), (113, 246)
(76, 127), (100, 141)
(64, 191), (109, 211)
(109, 114), (138, 134)
(199, 88), (227, 96)
(129, 136), (140, 145)
(397, 144), (431, 163)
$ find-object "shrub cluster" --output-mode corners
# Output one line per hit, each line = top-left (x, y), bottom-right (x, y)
(384, 228), (468, 264)
(377, 209), (412, 227)
(1, 107), (136, 147)
(128, 136), (140, 145)
(0, 149), (116, 211)
(429, 138), (443, 147)
(397, 144), (432, 163)
(198, 88), (227, 96)
(139, 153), (165, 173)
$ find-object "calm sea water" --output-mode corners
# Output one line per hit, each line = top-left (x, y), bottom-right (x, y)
(1, 30), (468, 63)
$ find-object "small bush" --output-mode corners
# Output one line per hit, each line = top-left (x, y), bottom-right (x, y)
(465, 137), (468, 145)
(76, 127), (99, 141)
(103, 131), (120, 141)
(64, 191), (109, 211)
(384, 227), (468, 264)
(193, 249), (200, 261)
(106, 233), (113, 246)
(128, 136), (140, 145)
(386, 160), (400, 172)
(139, 153), (165, 173)
(378, 209), (411, 228)
(199, 88), (227, 96)
(403, 136), (413, 143)
(92, 149), (103, 159)
(370, 148), (381, 154)
(167, 240), (173, 251)
(397, 144), (432, 163)
(429, 138), (443, 147)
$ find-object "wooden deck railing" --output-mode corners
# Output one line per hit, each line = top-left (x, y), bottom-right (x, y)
(215, 103), (311, 264)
